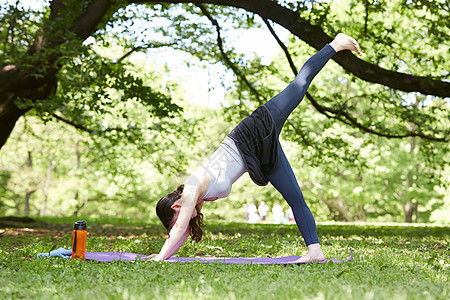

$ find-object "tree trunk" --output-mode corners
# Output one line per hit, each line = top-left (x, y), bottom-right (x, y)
(414, 201), (418, 222)
(323, 198), (353, 222)
(0, 93), (27, 149)
(72, 192), (80, 216)
(0, 0), (114, 150)
(40, 157), (53, 216)
(24, 192), (30, 216)
(24, 151), (33, 216)
(72, 140), (83, 216)
(404, 201), (414, 223)
(72, 196), (88, 217)
(0, 75), (56, 150)
(404, 111), (418, 223)
(356, 204), (366, 221)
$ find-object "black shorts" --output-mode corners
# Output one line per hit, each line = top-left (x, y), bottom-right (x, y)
(228, 105), (279, 186)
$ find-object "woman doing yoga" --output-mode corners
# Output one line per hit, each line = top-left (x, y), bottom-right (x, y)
(149, 33), (362, 262)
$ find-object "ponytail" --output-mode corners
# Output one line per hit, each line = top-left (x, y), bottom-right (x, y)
(175, 184), (184, 195)
(189, 206), (205, 243)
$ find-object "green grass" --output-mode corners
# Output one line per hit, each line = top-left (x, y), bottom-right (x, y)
(0, 216), (448, 299)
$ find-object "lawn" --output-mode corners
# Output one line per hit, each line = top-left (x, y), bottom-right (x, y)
(0, 216), (448, 299)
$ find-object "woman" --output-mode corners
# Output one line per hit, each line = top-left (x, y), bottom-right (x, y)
(150, 33), (362, 262)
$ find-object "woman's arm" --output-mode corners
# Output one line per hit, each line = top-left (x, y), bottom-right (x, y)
(153, 175), (209, 260)
(153, 226), (190, 260)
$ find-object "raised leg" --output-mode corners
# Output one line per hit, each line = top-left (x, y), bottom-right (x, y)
(264, 44), (336, 135)
(264, 33), (362, 136)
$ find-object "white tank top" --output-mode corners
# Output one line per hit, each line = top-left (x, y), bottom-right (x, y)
(186, 136), (246, 200)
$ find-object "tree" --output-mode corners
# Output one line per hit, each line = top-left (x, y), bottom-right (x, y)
(0, 0), (449, 152)
(0, 0), (448, 221)
(0, 48), (205, 216)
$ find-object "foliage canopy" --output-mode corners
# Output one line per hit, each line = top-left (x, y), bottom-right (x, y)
(0, 0), (448, 222)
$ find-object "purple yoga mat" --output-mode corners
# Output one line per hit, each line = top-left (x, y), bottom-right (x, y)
(86, 249), (353, 264)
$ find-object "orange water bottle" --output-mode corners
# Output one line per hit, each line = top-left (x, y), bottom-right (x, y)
(72, 220), (87, 260)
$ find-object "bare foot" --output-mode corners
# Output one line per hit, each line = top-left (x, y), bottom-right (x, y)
(329, 33), (362, 56)
(295, 243), (325, 263)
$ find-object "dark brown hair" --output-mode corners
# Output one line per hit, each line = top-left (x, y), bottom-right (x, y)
(156, 184), (205, 243)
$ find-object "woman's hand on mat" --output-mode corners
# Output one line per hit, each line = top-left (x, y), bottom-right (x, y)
(141, 254), (159, 261)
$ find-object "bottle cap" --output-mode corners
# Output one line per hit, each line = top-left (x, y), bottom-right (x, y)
(74, 220), (87, 230)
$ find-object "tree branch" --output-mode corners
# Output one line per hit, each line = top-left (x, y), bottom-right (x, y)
(262, 17), (298, 75)
(129, 0), (450, 97)
(118, 42), (177, 62)
(52, 113), (94, 133)
(196, 4), (263, 104)
(263, 16), (449, 142)
(70, 0), (113, 40)
(305, 94), (448, 142)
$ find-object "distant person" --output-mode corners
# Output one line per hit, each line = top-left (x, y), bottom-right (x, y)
(150, 34), (362, 263)
(247, 202), (260, 224)
(258, 201), (269, 221)
(244, 204), (250, 221)
(272, 202), (285, 224)
(286, 207), (295, 222)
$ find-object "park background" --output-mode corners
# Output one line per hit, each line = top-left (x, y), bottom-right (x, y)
(0, 0), (448, 225)
(0, 1), (450, 224)
(0, 1), (448, 299)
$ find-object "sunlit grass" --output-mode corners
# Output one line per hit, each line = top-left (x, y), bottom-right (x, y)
(0, 217), (448, 299)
